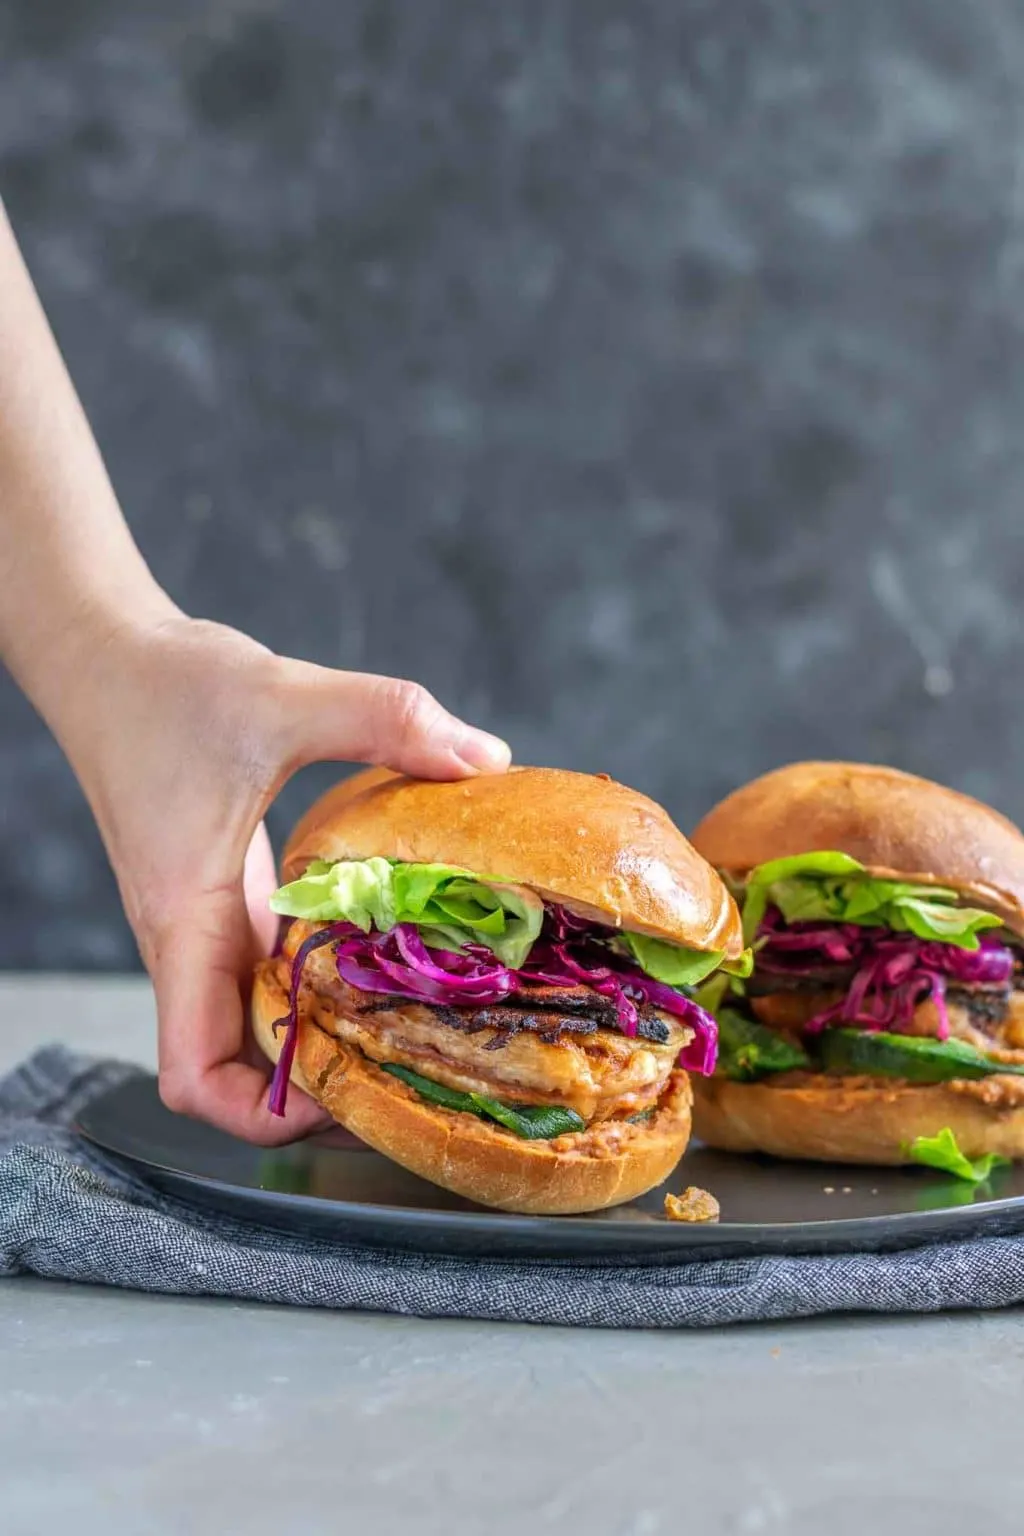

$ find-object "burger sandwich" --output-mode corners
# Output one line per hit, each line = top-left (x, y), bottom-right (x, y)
(689, 761), (1024, 1176)
(253, 766), (747, 1213)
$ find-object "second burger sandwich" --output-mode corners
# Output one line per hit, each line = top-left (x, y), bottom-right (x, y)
(253, 766), (747, 1213)
(690, 761), (1024, 1173)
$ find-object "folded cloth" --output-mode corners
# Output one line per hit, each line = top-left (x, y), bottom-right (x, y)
(3, 1045), (1024, 1328)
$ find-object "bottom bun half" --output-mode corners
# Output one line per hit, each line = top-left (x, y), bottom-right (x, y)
(692, 1073), (1024, 1164)
(251, 963), (693, 1214)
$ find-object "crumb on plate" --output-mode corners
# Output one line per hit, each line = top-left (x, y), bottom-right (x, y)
(664, 1186), (720, 1223)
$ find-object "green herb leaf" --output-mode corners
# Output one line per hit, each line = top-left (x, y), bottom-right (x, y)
(380, 1062), (585, 1139)
(906, 1127), (1010, 1185)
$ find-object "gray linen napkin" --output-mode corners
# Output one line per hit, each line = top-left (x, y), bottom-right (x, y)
(2, 1045), (1023, 1328)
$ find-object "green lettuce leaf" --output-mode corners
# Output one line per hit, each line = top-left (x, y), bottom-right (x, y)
(747, 852), (867, 885)
(618, 933), (751, 988)
(267, 855), (397, 927)
(885, 895), (999, 945)
(270, 859), (543, 967)
(273, 857), (750, 983)
(905, 1127), (1010, 1185)
(741, 851), (1003, 952)
(380, 1062), (584, 1139)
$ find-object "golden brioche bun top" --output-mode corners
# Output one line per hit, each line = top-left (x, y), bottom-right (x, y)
(283, 765), (744, 957)
(691, 760), (1024, 935)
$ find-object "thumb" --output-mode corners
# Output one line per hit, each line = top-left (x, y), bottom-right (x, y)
(243, 821), (280, 957)
(270, 662), (511, 780)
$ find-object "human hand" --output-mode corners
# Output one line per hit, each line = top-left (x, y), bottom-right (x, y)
(0, 214), (511, 1141)
(60, 612), (510, 1144)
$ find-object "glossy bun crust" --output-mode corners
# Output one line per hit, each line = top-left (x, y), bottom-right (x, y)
(692, 760), (1024, 935)
(251, 963), (693, 1214)
(284, 765), (744, 958)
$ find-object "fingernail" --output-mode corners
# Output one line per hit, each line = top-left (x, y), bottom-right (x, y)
(454, 730), (511, 772)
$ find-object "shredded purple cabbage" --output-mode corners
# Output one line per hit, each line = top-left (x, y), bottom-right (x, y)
(267, 905), (719, 1114)
(267, 922), (352, 1117)
(518, 931), (718, 1072)
(337, 926), (513, 1004)
(756, 914), (1016, 1038)
(546, 904), (598, 940)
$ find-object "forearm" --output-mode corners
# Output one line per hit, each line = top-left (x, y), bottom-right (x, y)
(0, 207), (175, 744)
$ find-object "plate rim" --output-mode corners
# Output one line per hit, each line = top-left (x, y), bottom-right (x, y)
(74, 1073), (1024, 1258)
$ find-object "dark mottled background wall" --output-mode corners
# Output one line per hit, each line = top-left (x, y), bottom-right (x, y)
(4, 2), (1024, 969)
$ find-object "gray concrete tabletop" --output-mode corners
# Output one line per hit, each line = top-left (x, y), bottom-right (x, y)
(1, 976), (1022, 1536)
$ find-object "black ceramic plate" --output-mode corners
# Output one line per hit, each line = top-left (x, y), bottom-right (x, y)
(76, 1075), (1024, 1264)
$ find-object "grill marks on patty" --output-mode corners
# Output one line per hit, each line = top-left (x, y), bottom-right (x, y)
(954, 987), (1012, 1030)
(473, 1003), (671, 1048)
(281, 922), (674, 1047)
(356, 988), (672, 1048)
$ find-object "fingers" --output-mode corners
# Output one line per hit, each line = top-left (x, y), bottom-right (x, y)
(270, 662), (511, 780)
(153, 885), (331, 1146)
(132, 637), (511, 1147)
